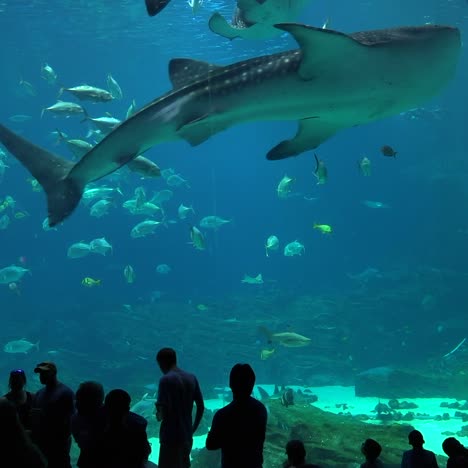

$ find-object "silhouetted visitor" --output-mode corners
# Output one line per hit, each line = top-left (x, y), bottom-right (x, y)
(361, 438), (384, 468)
(401, 430), (438, 468)
(283, 439), (320, 468)
(31, 361), (75, 468)
(101, 388), (151, 468)
(155, 347), (204, 468)
(442, 437), (468, 468)
(206, 363), (267, 468)
(3, 368), (34, 430)
(72, 381), (106, 468)
(0, 397), (46, 468)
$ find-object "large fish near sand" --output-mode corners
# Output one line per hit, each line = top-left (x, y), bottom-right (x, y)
(0, 24), (461, 227)
(209, 0), (310, 40)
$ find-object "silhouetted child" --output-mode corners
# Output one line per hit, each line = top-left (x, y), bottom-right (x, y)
(3, 369), (34, 430)
(31, 361), (75, 468)
(401, 430), (438, 467)
(206, 363), (268, 468)
(361, 438), (384, 468)
(283, 439), (320, 468)
(101, 388), (151, 468)
(71, 381), (106, 468)
(0, 397), (46, 468)
(442, 437), (468, 468)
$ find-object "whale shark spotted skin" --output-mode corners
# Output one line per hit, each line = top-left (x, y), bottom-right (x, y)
(209, 0), (310, 40)
(0, 23), (461, 227)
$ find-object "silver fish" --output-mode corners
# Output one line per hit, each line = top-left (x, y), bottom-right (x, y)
(4, 339), (39, 354)
(41, 101), (84, 118)
(107, 74), (123, 100)
(41, 63), (58, 85)
(60, 85), (114, 103)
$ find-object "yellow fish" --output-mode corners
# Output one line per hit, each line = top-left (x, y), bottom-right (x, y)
(82, 277), (101, 287)
(313, 223), (332, 234)
(260, 348), (275, 360)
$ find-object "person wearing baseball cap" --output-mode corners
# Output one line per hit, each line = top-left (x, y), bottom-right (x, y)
(31, 362), (75, 468)
(34, 362), (57, 375)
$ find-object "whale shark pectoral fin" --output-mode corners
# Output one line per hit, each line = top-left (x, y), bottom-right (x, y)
(178, 115), (229, 146)
(179, 130), (212, 146)
(179, 119), (229, 146)
(168, 58), (222, 88)
(209, 12), (279, 40)
(266, 118), (344, 160)
(208, 12), (242, 40)
(275, 23), (366, 80)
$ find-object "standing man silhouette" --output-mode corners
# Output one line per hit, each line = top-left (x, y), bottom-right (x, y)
(155, 348), (204, 468)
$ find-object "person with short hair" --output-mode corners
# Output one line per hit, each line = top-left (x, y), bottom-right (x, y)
(100, 389), (151, 468)
(155, 347), (204, 468)
(401, 430), (438, 467)
(71, 381), (106, 468)
(283, 439), (320, 468)
(361, 438), (384, 468)
(31, 362), (75, 468)
(206, 363), (267, 468)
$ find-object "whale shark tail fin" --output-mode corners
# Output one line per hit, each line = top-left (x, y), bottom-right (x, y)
(0, 124), (83, 226)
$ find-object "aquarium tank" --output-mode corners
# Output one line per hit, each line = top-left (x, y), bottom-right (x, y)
(0, 0), (467, 466)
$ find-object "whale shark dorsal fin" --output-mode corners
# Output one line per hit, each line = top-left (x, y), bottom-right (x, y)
(275, 23), (366, 80)
(168, 59), (222, 89)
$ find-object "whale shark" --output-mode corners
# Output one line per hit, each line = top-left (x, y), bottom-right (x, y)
(209, 0), (310, 40)
(0, 23), (461, 227)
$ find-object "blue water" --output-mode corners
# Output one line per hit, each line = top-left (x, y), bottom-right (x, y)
(0, 0), (467, 394)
